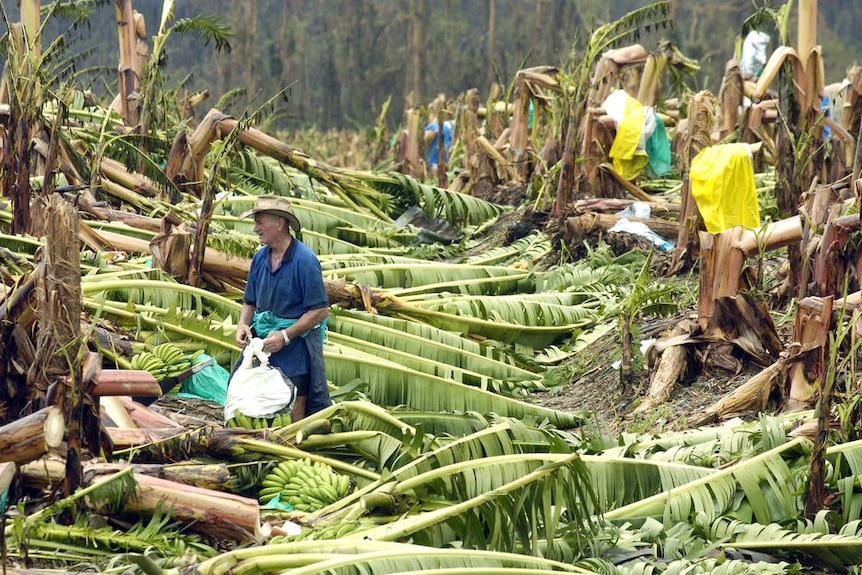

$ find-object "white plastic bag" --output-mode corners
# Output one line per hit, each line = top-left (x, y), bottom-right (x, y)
(740, 30), (770, 77)
(608, 218), (674, 252)
(224, 338), (296, 421)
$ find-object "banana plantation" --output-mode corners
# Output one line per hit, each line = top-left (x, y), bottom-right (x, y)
(5, 0), (862, 574)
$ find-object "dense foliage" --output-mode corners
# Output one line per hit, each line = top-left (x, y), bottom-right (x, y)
(3, 1), (861, 132)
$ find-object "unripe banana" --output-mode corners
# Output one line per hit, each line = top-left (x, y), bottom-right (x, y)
(336, 474), (350, 497)
(267, 465), (293, 483)
(269, 467), (290, 483)
(259, 487), (282, 504)
(278, 460), (299, 478)
(233, 410), (252, 430)
(334, 521), (358, 538)
(316, 483), (339, 503)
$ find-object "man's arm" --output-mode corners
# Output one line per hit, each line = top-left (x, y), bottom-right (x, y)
(281, 306), (329, 343)
(261, 306), (329, 355)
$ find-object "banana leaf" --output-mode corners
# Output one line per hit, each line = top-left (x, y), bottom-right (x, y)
(461, 232), (552, 267)
(827, 437), (862, 522)
(388, 409), (492, 437)
(191, 541), (596, 575)
(411, 292), (601, 327)
(351, 453), (595, 557)
(581, 455), (717, 515)
(378, 299), (595, 349)
(327, 332), (539, 397)
(322, 261), (532, 295)
(300, 229), (381, 256)
(324, 346), (583, 429)
(81, 275), (241, 320)
(603, 438), (807, 525)
(329, 309), (540, 384)
(355, 170), (510, 227)
(712, 517), (862, 570)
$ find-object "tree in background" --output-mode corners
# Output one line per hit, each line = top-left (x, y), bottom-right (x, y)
(3, 1), (861, 134)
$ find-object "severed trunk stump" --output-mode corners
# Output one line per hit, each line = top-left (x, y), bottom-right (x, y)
(787, 296), (835, 410)
(27, 195), (83, 406)
(633, 319), (698, 415)
(26, 195), (100, 495)
(149, 210), (190, 281)
(708, 293), (783, 366)
(0, 406), (64, 464)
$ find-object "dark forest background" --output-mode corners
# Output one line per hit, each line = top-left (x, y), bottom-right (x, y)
(3, 1), (861, 133)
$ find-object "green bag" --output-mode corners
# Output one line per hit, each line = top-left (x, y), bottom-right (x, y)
(645, 111), (671, 177)
(176, 354), (229, 405)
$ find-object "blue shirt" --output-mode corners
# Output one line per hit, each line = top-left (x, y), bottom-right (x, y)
(425, 120), (453, 165)
(243, 239), (329, 377)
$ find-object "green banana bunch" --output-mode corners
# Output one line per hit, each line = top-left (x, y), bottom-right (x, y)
(129, 343), (201, 383)
(130, 350), (166, 380)
(258, 458), (351, 510)
(228, 410), (255, 430)
(227, 410), (292, 430)
(153, 343), (194, 377)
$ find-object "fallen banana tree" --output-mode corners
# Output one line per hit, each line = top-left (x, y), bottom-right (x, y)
(9, 396), (862, 573)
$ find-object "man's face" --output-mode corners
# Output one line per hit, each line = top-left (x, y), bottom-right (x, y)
(253, 213), (284, 245)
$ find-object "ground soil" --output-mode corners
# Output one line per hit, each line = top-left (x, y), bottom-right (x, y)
(528, 312), (771, 436)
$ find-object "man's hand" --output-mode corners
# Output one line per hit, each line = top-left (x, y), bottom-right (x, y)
(262, 329), (289, 354)
(235, 324), (253, 348)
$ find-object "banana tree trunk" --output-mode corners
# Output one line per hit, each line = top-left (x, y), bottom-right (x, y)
(698, 216), (803, 329)
(633, 320), (695, 415)
(508, 72), (534, 182)
(116, 396), (185, 429)
(566, 212), (679, 241)
(5, 24), (33, 235)
(812, 213), (862, 297)
(671, 174), (698, 273)
(797, 0), (817, 69)
(553, 113), (578, 217)
(91, 370), (161, 398)
(114, 0), (139, 126)
(91, 473), (261, 542)
(0, 462), (14, 496)
(574, 198), (680, 216)
(87, 462), (234, 492)
(0, 406), (64, 464)
(787, 296), (833, 409)
(718, 60), (743, 139)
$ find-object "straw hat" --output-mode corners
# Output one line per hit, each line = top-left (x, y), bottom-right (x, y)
(238, 195), (301, 233)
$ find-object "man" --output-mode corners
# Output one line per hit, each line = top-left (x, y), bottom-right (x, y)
(235, 195), (331, 422)
(424, 117), (453, 173)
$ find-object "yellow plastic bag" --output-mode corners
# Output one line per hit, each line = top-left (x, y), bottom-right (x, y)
(690, 143), (760, 233)
(609, 94), (649, 180)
